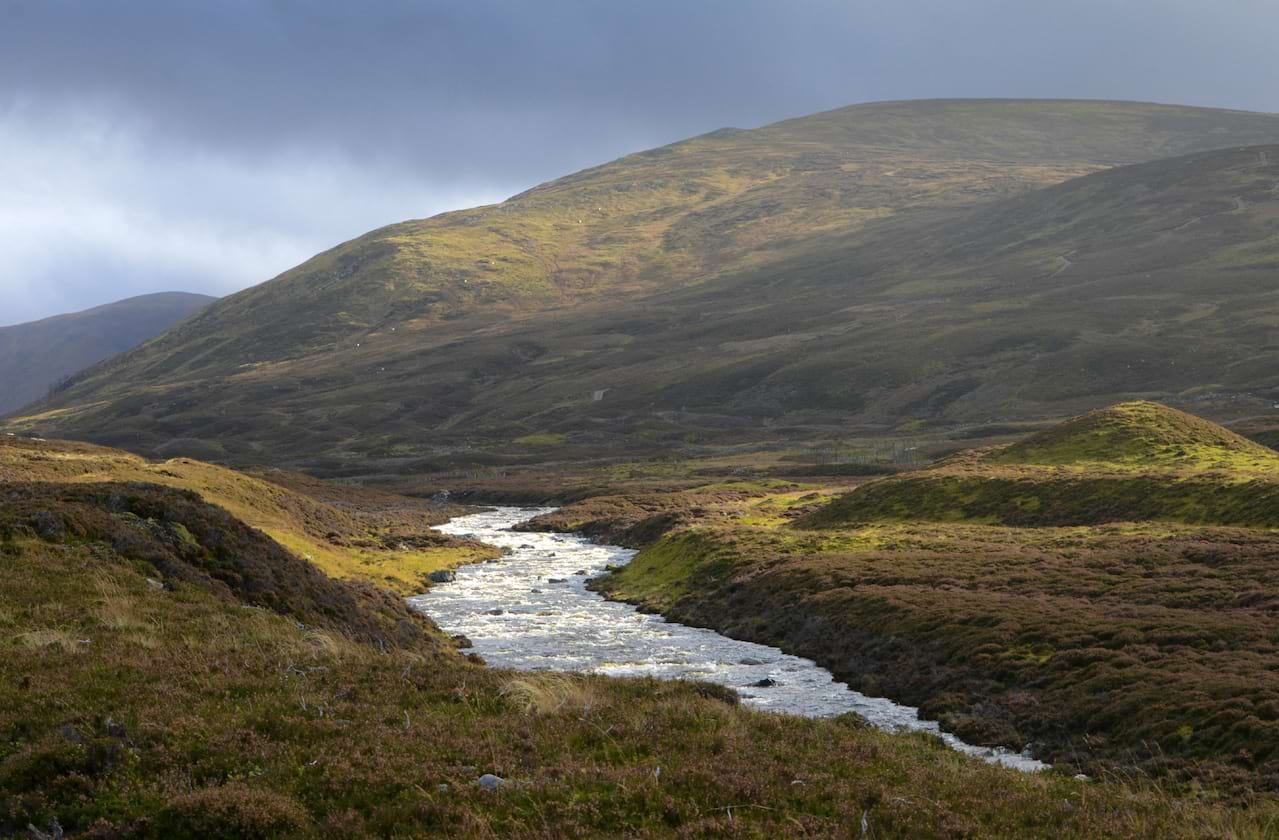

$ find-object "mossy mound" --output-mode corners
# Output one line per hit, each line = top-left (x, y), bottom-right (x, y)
(798, 402), (1279, 529)
(989, 401), (1279, 470)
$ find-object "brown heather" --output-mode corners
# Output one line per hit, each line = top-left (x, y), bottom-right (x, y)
(3, 438), (1278, 836)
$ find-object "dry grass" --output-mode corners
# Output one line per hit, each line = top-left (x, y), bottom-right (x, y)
(501, 674), (601, 717)
(14, 628), (82, 654)
(93, 573), (145, 630)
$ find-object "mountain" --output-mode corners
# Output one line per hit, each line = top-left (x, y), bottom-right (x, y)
(0, 292), (215, 415)
(11, 100), (1279, 473)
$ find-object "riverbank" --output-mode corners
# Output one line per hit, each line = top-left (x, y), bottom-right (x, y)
(7, 469), (1263, 836)
(586, 520), (1279, 796)
(412, 508), (1046, 770)
(538, 406), (1279, 798)
(4, 434), (1277, 835)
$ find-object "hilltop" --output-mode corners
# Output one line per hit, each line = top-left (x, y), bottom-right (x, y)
(0, 292), (214, 415)
(989, 400), (1279, 469)
(797, 401), (1279, 528)
(12, 101), (1279, 474)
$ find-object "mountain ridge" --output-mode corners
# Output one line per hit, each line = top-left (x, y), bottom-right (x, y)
(12, 100), (1279, 474)
(0, 291), (215, 415)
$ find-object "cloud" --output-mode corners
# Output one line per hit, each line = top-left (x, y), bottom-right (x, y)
(1, 0), (1277, 324)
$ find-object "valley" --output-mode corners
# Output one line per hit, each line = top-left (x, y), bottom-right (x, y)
(7, 95), (1279, 837)
(8, 434), (1262, 838)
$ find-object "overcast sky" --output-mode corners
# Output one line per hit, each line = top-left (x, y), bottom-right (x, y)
(2, 0), (1277, 325)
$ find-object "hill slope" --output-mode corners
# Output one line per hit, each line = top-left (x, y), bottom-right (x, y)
(798, 401), (1279, 529)
(13, 101), (1279, 472)
(5, 443), (1266, 836)
(0, 435), (490, 593)
(0, 292), (214, 415)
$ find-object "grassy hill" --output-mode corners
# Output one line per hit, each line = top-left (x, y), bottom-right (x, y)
(0, 292), (214, 415)
(9, 440), (1271, 836)
(12, 101), (1279, 474)
(797, 402), (1279, 528)
(0, 435), (491, 593)
(514, 404), (1279, 791)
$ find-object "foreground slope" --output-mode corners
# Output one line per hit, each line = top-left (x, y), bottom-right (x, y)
(0, 435), (490, 593)
(15, 101), (1279, 471)
(534, 404), (1279, 791)
(0, 292), (214, 415)
(8, 441), (1269, 836)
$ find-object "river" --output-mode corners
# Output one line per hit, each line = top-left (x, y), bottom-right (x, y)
(408, 506), (1047, 772)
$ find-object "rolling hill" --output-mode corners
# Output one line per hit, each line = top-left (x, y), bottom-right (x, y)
(797, 401), (1279, 528)
(10, 100), (1279, 475)
(0, 292), (214, 415)
(5, 436), (1264, 836)
(551, 402), (1279, 789)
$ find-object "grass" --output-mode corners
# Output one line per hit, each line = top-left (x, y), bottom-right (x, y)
(597, 520), (1279, 796)
(0, 436), (495, 594)
(8, 446), (1276, 835)
(799, 403), (1279, 529)
(524, 405), (1279, 797)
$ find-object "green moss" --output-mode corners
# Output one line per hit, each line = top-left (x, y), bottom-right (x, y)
(990, 402), (1279, 471)
(512, 433), (566, 446)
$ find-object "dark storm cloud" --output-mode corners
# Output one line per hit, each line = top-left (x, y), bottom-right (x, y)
(1, 0), (1276, 324)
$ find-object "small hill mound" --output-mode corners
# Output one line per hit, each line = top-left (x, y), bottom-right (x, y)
(989, 401), (1279, 470)
(0, 435), (491, 593)
(797, 403), (1279, 529)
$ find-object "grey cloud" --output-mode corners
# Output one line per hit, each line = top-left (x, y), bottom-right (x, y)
(1, 0), (1277, 324)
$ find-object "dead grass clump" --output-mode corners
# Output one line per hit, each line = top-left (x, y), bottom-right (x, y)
(94, 573), (145, 630)
(502, 673), (601, 716)
(15, 628), (83, 654)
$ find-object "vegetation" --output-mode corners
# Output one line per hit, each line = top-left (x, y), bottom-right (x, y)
(597, 521), (1279, 794)
(0, 436), (493, 594)
(9, 441), (1276, 836)
(520, 404), (1279, 798)
(12, 103), (1279, 475)
(799, 402), (1279, 529)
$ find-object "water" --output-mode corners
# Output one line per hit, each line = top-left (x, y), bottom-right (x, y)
(409, 506), (1047, 772)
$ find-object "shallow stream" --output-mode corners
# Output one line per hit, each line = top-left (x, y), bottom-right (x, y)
(409, 507), (1047, 772)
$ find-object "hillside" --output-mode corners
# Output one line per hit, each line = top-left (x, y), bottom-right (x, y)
(0, 292), (214, 415)
(0, 435), (491, 593)
(5, 443), (1269, 836)
(12, 101), (1279, 474)
(520, 403), (1279, 790)
(796, 401), (1279, 528)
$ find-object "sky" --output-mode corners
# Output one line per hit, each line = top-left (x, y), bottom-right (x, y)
(2, 0), (1278, 326)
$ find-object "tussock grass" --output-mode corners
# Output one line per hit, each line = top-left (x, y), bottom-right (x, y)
(14, 628), (82, 654)
(93, 573), (145, 630)
(2, 460), (1277, 835)
(502, 674), (601, 716)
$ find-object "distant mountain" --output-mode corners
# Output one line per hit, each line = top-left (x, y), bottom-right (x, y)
(12, 100), (1279, 473)
(0, 292), (215, 415)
